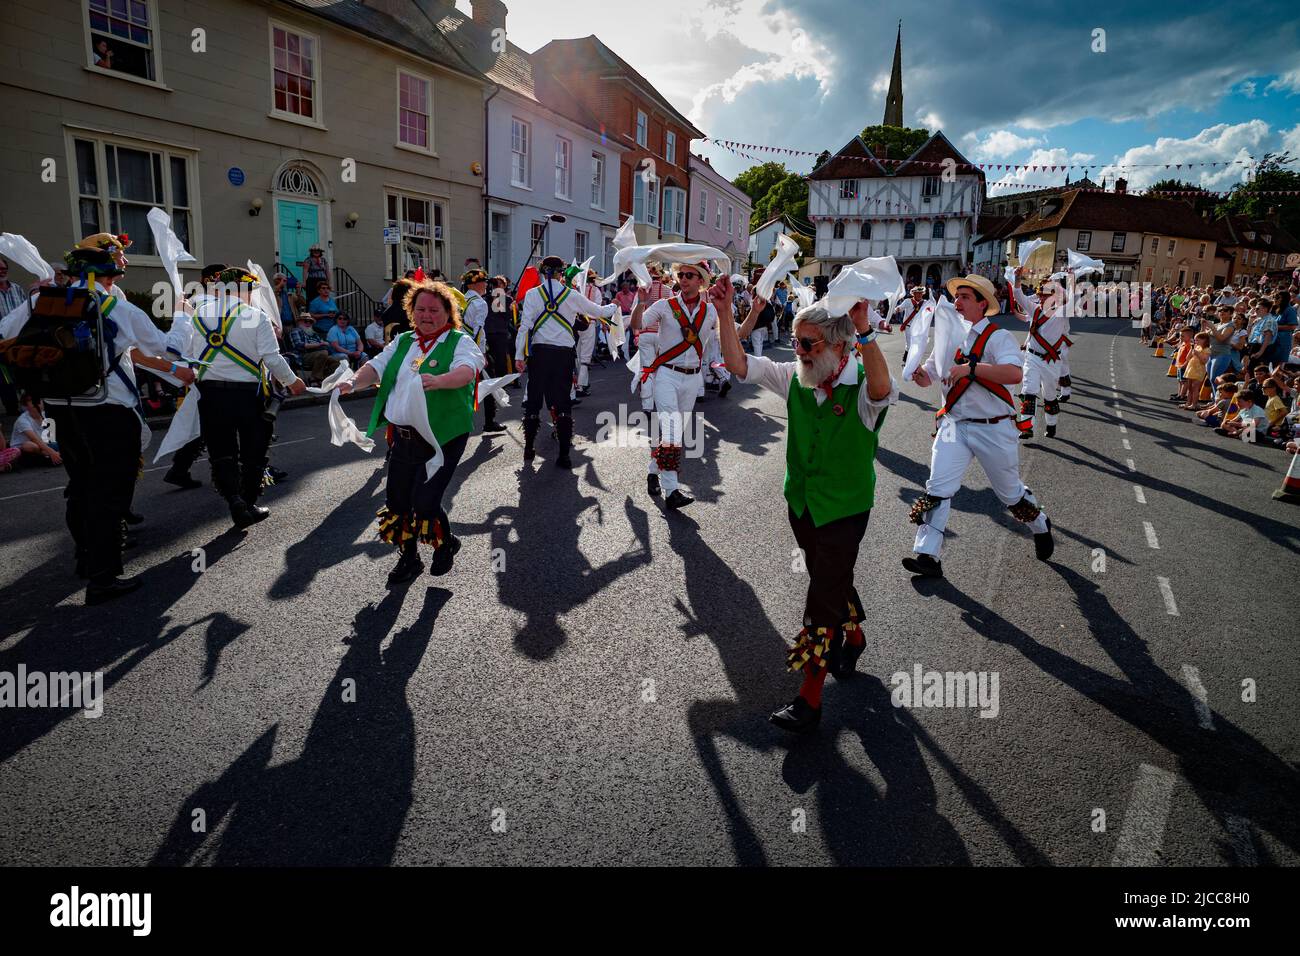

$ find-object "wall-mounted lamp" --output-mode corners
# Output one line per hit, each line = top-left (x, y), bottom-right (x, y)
(249, 198), (263, 217)
(470, 161), (483, 176)
(345, 211), (360, 229)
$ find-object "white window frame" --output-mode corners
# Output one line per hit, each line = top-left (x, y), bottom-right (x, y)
(663, 187), (686, 236)
(510, 117), (531, 189)
(922, 176), (940, 197)
(530, 220), (548, 261)
(715, 199), (722, 230)
(1167, 239), (1176, 257)
(1111, 231), (1127, 253)
(727, 205), (733, 234)
(395, 67), (435, 155)
(665, 130), (676, 165)
(1150, 237), (1160, 254)
(832, 220), (845, 240)
(698, 188), (708, 223)
(383, 189), (446, 281)
(1077, 230), (1091, 252)
(636, 109), (648, 147)
(590, 151), (605, 209)
(859, 222), (871, 240)
(932, 220), (946, 240)
(1198, 242), (1206, 260)
(634, 175), (659, 226)
(66, 129), (202, 267)
(82, 0), (167, 89)
(904, 221), (916, 240)
(839, 179), (858, 200)
(554, 136), (572, 201)
(268, 19), (325, 129)
(574, 230), (588, 265)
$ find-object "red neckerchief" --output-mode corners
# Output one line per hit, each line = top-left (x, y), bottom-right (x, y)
(415, 326), (445, 354)
(819, 352), (850, 400)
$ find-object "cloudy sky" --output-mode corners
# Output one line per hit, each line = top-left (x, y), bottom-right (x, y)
(457, 0), (1300, 195)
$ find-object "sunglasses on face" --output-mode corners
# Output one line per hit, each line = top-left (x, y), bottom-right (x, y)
(795, 335), (825, 352)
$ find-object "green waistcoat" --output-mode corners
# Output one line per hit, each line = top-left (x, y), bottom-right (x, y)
(784, 364), (886, 527)
(366, 330), (474, 445)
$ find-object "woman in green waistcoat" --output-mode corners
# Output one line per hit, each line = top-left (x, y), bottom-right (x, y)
(340, 278), (485, 586)
(717, 275), (896, 733)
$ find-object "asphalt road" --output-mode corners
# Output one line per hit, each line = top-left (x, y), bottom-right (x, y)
(1, 315), (1297, 866)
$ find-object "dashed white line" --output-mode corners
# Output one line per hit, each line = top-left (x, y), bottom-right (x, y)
(1181, 665), (1215, 729)
(1133, 485), (1147, 504)
(1126, 458), (1137, 472)
(1115, 408), (1124, 419)
(1119, 423), (1127, 434)
(1143, 521), (1160, 549)
(1122, 438), (1132, 450)
(1111, 763), (1178, 866)
(1157, 577), (1180, 616)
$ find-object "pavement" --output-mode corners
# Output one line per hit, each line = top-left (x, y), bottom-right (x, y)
(0, 315), (1297, 866)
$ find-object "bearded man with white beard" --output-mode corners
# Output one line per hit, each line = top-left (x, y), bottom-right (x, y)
(718, 277), (897, 733)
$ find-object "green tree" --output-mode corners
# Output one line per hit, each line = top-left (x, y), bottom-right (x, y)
(858, 124), (930, 160)
(753, 174), (809, 226)
(1146, 179), (1216, 216)
(734, 162), (789, 206)
(1215, 153), (1300, 239)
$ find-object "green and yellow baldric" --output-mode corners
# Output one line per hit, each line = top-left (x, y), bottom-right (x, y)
(525, 281), (573, 356)
(192, 301), (262, 379)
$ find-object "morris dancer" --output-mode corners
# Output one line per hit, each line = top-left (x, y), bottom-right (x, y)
(718, 275), (896, 732)
(631, 261), (719, 510)
(903, 275), (1054, 578)
(1007, 268), (1068, 439)
(896, 285), (928, 368)
(339, 278), (484, 585)
(515, 256), (616, 468)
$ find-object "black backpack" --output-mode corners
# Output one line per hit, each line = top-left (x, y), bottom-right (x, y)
(0, 286), (110, 402)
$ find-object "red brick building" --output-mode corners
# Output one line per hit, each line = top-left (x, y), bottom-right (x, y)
(533, 36), (703, 245)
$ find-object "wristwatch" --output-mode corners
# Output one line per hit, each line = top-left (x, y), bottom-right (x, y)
(967, 355), (978, 375)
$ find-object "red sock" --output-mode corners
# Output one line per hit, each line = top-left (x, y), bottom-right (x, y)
(798, 666), (828, 708)
(845, 625), (865, 647)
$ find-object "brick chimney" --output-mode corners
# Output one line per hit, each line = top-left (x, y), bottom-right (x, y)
(1115, 177), (1127, 194)
(471, 0), (508, 33)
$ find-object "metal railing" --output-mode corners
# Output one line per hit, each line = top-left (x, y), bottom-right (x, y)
(332, 266), (379, 319)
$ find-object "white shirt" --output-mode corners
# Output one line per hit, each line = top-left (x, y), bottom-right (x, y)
(742, 353), (897, 430)
(462, 290), (488, 345)
(643, 295), (718, 371)
(367, 328), (485, 428)
(167, 294), (296, 386)
(515, 278), (615, 359)
(364, 320), (384, 347)
(1010, 286), (1069, 357)
(0, 280), (172, 409)
(922, 317), (1023, 421)
(11, 409), (43, 447)
(897, 297), (927, 326)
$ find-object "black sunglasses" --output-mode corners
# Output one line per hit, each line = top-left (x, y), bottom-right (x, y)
(796, 335), (825, 352)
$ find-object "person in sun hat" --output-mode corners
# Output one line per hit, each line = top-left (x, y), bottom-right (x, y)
(1005, 268), (1069, 440)
(903, 274), (1054, 579)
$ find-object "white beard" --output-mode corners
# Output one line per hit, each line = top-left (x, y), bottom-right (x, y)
(795, 346), (843, 389)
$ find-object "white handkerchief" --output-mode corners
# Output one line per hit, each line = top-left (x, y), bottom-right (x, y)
(147, 207), (196, 304)
(901, 301), (935, 382)
(306, 364), (375, 452)
(932, 298), (970, 383)
(626, 351), (642, 393)
(1066, 248), (1105, 277)
(754, 233), (800, 301)
(1015, 238), (1050, 270)
(389, 368), (444, 481)
(476, 373), (519, 408)
(154, 385), (202, 463)
(0, 233), (54, 283)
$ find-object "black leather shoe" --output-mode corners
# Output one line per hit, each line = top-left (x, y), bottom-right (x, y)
(386, 551), (423, 587)
(769, 696), (821, 733)
(268, 466), (288, 481)
(124, 511), (145, 526)
(665, 489), (694, 510)
(1034, 517), (1055, 561)
(831, 640), (865, 680)
(719, 381), (732, 399)
(1046, 424), (1057, 438)
(86, 576), (143, 606)
(1019, 429), (1034, 441)
(902, 554), (944, 578)
(163, 468), (202, 490)
(647, 473), (661, 497)
(482, 421), (507, 433)
(231, 501), (270, 529)
(429, 535), (461, 576)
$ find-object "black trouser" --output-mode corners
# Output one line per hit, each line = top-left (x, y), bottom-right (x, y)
(483, 332), (512, 425)
(47, 403), (140, 583)
(172, 436), (205, 474)
(788, 506), (870, 630)
(197, 380), (271, 504)
(523, 344), (575, 418)
(385, 429), (469, 548)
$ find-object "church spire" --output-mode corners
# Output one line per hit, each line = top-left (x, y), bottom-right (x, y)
(883, 20), (903, 127)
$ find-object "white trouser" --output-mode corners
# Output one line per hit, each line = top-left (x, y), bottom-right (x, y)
(913, 417), (1049, 558)
(653, 365), (700, 494)
(750, 327), (766, 357)
(702, 337), (728, 387)
(1058, 347), (1071, 394)
(1019, 352), (1061, 427)
(576, 324), (597, 388)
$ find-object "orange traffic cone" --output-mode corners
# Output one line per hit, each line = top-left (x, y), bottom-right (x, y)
(1154, 342), (1165, 358)
(1273, 452), (1300, 503)
(1166, 358), (1178, 377)
(1198, 380), (1212, 401)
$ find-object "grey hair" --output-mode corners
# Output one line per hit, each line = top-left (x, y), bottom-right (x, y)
(792, 304), (855, 347)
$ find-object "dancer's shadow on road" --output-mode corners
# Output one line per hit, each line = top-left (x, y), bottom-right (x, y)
(151, 586), (446, 866)
(0, 529), (246, 763)
(665, 515), (1027, 865)
(913, 566), (1300, 863)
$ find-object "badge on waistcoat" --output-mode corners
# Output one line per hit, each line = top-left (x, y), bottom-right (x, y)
(833, 403), (845, 416)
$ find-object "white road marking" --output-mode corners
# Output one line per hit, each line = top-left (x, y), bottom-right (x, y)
(1115, 408), (1124, 419)
(1126, 458), (1137, 472)
(1181, 665), (1215, 729)
(1143, 521), (1160, 549)
(0, 437), (318, 501)
(1119, 423), (1127, 433)
(1225, 815), (1258, 866)
(1122, 438), (1132, 450)
(1111, 763), (1178, 866)
(1134, 485), (1147, 504)
(1157, 577), (1180, 616)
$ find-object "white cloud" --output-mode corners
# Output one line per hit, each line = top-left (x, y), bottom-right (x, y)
(1239, 80), (1257, 98)
(1282, 123), (1300, 158)
(1265, 70), (1300, 95)
(1095, 120), (1271, 192)
(972, 129), (1044, 160)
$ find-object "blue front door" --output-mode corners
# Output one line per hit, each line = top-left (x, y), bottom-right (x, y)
(277, 200), (320, 278)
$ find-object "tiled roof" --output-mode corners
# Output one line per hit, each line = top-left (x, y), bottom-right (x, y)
(1008, 189), (1223, 241)
(809, 130), (982, 182)
(1218, 214), (1299, 253)
(974, 213), (1026, 241)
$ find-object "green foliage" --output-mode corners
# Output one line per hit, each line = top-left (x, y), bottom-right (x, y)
(1146, 179), (1217, 216)
(1215, 153), (1300, 240)
(857, 124), (930, 160)
(734, 161), (809, 232)
(734, 162), (789, 205)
